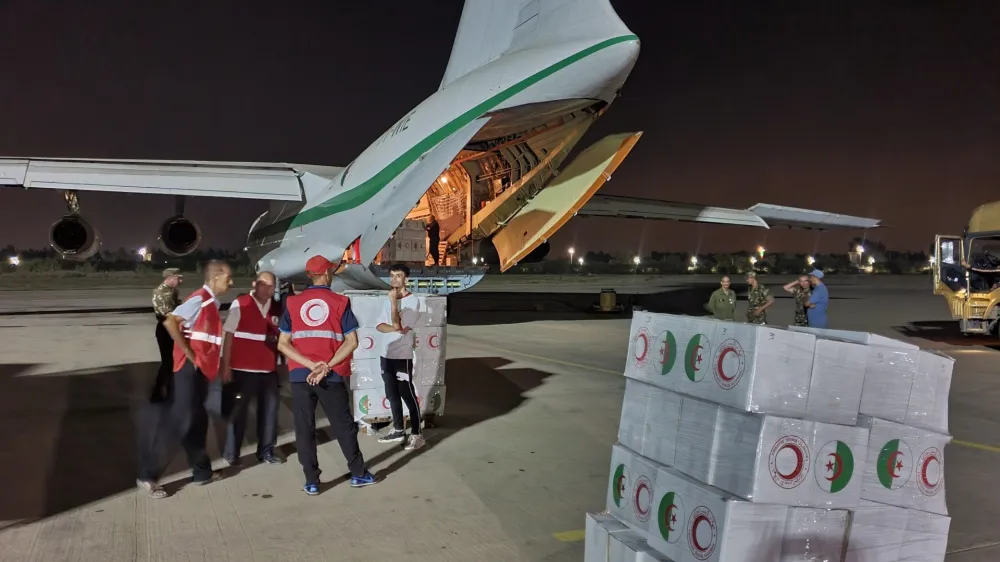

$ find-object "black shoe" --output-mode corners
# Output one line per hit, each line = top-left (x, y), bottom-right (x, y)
(258, 452), (285, 465)
(378, 429), (407, 443)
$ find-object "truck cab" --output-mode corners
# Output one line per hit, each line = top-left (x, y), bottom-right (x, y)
(934, 201), (1000, 335)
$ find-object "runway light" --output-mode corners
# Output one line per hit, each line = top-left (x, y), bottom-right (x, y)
(806, 256), (815, 265)
(633, 256), (641, 265)
(690, 256), (698, 266)
(8, 256), (19, 266)
(578, 257), (584, 266)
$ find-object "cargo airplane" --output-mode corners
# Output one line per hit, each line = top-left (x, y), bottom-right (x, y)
(0, 0), (879, 293)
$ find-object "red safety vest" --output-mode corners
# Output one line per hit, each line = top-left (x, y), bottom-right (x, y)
(172, 287), (223, 380)
(230, 293), (281, 372)
(285, 288), (352, 378)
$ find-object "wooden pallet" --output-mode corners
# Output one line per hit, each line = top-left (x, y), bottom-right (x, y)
(358, 414), (438, 436)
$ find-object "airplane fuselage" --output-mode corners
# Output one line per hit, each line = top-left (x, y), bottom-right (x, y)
(245, 34), (640, 283)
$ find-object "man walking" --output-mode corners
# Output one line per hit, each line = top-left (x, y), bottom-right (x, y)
(151, 268), (183, 402)
(375, 264), (425, 450)
(704, 275), (736, 320)
(277, 255), (378, 495)
(220, 271), (285, 466)
(805, 269), (830, 328)
(746, 271), (774, 325)
(782, 275), (811, 326)
(137, 260), (232, 498)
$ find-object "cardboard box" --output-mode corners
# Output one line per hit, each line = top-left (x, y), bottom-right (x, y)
(352, 385), (445, 421)
(344, 291), (447, 329)
(843, 500), (907, 562)
(610, 531), (672, 562)
(857, 416), (951, 515)
(607, 444), (664, 529)
(779, 507), (849, 562)
(625, 312), (865, 423)
(646, 464), (787, 562)
(898, 508), (950, 561)
(789, 326), (954, 433)
(585, 512), (633, 562)
(349, 356), (444, 390)
(618, 378), (683, 467)
(674, 395), (870, 509)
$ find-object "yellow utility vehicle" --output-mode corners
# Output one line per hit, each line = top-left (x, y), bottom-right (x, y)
(934, 201), (1000, 335)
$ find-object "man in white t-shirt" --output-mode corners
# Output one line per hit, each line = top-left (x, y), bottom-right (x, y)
(375, 264), (425, 450)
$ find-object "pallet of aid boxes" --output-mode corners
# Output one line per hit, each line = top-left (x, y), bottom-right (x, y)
(588, 311), (874, 562)
(343, 290), (448, 433)
(789, 326), (954, 561)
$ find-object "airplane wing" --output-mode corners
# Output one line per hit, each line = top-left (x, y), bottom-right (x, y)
(576, 194), (881, 231)
(0, 157), (314, 201)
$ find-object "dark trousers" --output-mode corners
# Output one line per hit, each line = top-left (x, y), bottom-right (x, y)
(137, 361), (214, 482)
(380, 357), (421, 435)
(428, 236), (439, 265)
(290, 379), (365, 484)
(223, 370), (279, 460)
(151, 320), (175, 402)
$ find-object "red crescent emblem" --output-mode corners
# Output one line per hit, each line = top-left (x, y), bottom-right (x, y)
(691, 515), (711, 552)
(381, 396), (390, 410)
(665, 504), (678, 532)
(920, 454), (939, 488)
(887, 451), (903, 478)
(634, 332), (649, 361)
(777, 444), (805, 480)
(429, 333), (440, 348)
(634, 481), (651, 517)
(716, 347), (738, 381)
(363, 336), (374, 349)
(826, 453), (843, 482)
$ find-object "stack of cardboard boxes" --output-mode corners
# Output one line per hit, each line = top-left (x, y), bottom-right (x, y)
(585, 312), (954, 562)
(343, 291), (448, 429)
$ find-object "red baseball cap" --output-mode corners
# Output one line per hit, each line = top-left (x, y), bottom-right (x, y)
(305, 255), (335, 275)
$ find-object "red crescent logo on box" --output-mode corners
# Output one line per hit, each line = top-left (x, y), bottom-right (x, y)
(633, 328), (650, 368)
(768, 435), (811, 489)
(429, 333), (440, 348)
(916, 447), (943, 496)
(381, 396), (390, 410)
(686, 506), (718, 560)
(362, 336), (374, 350)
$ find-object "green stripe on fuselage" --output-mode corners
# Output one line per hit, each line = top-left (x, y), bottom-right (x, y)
(253, 34), (639, 240)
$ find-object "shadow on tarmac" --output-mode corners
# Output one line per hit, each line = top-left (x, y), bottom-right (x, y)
(0, 355), (550, 521)
(894, 320), (1000, 350)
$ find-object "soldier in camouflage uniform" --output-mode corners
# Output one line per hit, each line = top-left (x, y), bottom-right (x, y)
(783, 275), (811, 326)
(151, 268), (183, 402)
(745, 271), (774, 325)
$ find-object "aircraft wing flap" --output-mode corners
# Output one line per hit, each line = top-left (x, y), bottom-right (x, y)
(578, 195), (770, 228)
(576, 195), (881, 231)
(0, 157), (304, 201)
(492, 131), (642, 272)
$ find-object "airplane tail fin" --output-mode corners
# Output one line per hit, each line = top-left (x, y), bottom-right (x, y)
(439, 0), (634, 90)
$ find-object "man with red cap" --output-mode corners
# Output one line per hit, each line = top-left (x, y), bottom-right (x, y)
(277, 255), (378, 495)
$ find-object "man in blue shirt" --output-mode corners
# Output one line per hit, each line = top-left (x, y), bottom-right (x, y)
(805, 269), (830, 328)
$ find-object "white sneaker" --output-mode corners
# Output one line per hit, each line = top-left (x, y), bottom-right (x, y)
(404, 434), (425, 450)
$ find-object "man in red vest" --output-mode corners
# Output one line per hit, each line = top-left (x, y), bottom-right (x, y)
(277, 255), (378, 495)
(220, 271), (285, 466)
(136, 260), (232, 499)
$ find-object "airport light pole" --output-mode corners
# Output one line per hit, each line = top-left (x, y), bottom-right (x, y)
(568, 247), (575, 268)
(633, 255), (640, 274)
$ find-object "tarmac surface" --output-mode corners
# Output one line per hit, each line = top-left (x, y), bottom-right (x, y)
(0, 274), (996, 561)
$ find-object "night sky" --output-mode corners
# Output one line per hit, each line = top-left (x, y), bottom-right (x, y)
(2, 1), (999, 257)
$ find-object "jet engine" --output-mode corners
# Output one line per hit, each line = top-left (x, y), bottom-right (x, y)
(49, 214), (101, 261)
(158, 215), (202, 257)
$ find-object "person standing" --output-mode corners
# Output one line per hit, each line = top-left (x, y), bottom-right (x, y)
(151, 268), (183, 402)
(426, 215), (440, 266)
(375, 264), (425, 450)
(704, 275), (737, 320)
(137, 260), (232, 498)
(746, 271), (774, 325)
(277, 255), (378, 496)
(805, 269), (830, 328)
(220, 271), (285, 466)
(782, 275), (811, 327)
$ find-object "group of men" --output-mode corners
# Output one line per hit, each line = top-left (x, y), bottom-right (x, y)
(140, 256), (425, 498)
(704, 269), (829, 328)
